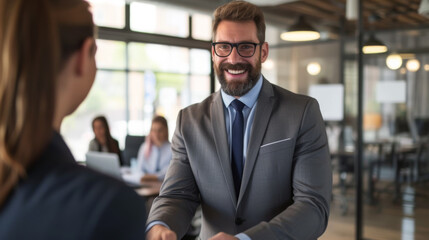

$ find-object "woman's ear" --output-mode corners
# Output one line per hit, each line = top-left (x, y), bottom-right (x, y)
(75, 37), (96, 76)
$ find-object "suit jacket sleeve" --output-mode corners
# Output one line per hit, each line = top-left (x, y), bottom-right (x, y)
(244, 98), (332, 240)
(146, 110), (200, 238)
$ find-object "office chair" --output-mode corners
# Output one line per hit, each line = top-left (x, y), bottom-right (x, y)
(123, 135), (145, 166)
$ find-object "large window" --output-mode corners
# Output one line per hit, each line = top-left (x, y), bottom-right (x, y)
(62, 1), (212, 161)
(192, 13), (212, 41)
(130, 2), (189, 37)
(89, 0), (125, 29)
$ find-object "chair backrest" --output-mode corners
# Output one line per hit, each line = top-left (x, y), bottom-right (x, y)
(123, 135), (145, 166)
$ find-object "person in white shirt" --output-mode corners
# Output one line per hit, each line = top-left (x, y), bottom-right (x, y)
(137, 116), (171, 181)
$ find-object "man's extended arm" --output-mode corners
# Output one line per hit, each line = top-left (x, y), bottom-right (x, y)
(146, 110), (201, 239)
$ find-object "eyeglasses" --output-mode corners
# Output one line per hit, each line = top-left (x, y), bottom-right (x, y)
(211, 42), (262, 58)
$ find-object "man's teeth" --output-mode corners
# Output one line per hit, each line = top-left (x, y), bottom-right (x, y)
(227, 69), (245, 75)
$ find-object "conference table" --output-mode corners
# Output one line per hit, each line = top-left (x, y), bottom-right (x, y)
(135, 179), (162, 197)
(331, 140), (419, 205)
(120, 167), (162, 198)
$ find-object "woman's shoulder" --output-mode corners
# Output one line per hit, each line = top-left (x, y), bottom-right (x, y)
(35, 159), (145, 214)
(30, 134), (141, 207)
(88, 138), (99, 150)
(5, 159), (146, 239)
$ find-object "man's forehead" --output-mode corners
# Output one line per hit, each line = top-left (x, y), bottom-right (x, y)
(214, 21), (259, 41)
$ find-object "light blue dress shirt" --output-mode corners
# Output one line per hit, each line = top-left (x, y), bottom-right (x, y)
(220, 75), (262, 240)
(146, 76), (263, 240)
(136, 141), (172, 181)
(221, 75), (263, 168)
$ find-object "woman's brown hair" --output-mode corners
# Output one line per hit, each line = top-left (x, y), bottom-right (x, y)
(212, 0), (266, 43)
(0, 0), (94, 206)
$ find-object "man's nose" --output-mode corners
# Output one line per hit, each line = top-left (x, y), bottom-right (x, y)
(226, 47), (242, 64)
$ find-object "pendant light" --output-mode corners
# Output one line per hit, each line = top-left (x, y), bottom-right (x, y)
(307, 62), (321, 76)
(386, 53), (402, 70)
(280, 16), (320, 42)
(362, 34), (388, 54)
(406, 59), (420, 72)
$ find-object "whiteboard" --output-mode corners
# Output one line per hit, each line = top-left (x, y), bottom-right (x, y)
(309, 84), (344, 121)
(376, 81), (406, 103)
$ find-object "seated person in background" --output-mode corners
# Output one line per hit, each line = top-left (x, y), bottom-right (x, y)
(137, 116), (172, 181)
(0, 1), (146, 239)
(89, 115), (123, 165)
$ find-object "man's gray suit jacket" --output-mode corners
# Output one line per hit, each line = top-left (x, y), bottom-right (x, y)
(147, 78), (332, 240)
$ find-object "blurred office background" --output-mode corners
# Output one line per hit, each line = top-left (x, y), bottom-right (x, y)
(61, 0), (429, 239)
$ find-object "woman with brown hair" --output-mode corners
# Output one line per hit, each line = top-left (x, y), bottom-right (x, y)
(0, 0), (146, 239)
(89, 115), (123, 165)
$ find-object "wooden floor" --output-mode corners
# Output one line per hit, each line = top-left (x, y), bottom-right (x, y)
(320, 180), (429, 240)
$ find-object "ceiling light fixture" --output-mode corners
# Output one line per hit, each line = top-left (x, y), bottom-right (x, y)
(398, 53), (416, 59)
(281, 16), (320, 42)
(362, 34), (388, 54)
(406, 59), (420, 72)
(307, 62), (321, 76)
(386, 53), (402, 70)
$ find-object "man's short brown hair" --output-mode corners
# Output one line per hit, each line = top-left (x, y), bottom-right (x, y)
(212, 0), (266, 43)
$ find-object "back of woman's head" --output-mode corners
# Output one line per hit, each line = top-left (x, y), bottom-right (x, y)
(0, 0), (94, 206)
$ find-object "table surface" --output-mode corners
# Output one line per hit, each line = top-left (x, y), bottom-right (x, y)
(135, 180), (162, 197)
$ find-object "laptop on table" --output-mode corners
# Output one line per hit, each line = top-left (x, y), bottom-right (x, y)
(85, 151), (145, 189)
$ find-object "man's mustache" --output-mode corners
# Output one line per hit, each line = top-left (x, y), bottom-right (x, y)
(220, 63), (251, 71)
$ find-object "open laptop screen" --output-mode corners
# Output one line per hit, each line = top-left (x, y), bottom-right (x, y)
(85, 151), (146, 189)
(85, 151), (122, 180)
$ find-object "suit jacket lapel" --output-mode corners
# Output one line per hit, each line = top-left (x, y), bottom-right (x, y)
(211, 92), (238, 206)
(238, 78), (276, 204)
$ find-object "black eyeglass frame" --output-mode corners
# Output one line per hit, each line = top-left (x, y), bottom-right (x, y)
(211, 42), (262, 58)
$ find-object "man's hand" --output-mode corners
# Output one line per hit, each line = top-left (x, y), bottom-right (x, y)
(146, 225), (177, 240)
(209, 232), (239, 240)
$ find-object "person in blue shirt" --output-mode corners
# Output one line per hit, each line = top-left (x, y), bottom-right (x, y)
(146, 1), (331, 240)
(137, 116), (172, 181)
(0, 0), (146, 239)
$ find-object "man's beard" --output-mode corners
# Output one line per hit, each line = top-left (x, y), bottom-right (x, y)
(215, 59), (261, 97)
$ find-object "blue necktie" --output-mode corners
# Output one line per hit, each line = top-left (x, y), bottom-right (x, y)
(231, 99), (245, 197)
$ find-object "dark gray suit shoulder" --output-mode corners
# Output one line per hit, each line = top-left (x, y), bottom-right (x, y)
(183, 92), (217, 113)
(271, 83), (317, 105)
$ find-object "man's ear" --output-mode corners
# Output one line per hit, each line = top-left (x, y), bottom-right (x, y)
(211, 46), (216, 61)
(260, 42), (269, 63)
(75, 37), (96, 76)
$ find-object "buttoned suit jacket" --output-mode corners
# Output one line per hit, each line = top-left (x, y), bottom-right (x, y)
(147, 78), (332, 240)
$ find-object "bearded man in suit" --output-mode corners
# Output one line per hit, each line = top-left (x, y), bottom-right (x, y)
(146, 1), (332, 239)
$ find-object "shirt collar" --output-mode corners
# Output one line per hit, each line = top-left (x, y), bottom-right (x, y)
(221, 74), (263, 109)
